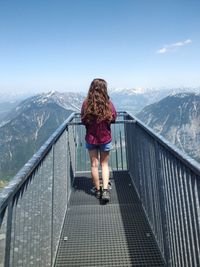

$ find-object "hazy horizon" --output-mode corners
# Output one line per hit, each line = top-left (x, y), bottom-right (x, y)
(1, 85), (200, 103)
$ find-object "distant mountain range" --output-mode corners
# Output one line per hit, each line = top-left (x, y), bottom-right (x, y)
(0, 88), (200, 183)
(0, 91), (84, 181)
(1, 87), (200, 119)
(0, 101), (20, 122)
(110, 87), (200, 114)
(137, 92), (200, 163)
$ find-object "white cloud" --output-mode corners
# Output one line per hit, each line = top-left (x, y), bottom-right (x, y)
(157, 39), (192, 54)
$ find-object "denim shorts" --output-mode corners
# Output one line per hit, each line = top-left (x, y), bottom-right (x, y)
(85, 141), (112, 152)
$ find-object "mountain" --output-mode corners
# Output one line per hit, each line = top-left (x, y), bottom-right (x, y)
(0, 101), (20, 123)
(0, 91), (84, 181)
(136, 92), (200, 162)
(109, 88), (165, 114)
(109, 87), (200, 114)
(1, 87), (200, 182)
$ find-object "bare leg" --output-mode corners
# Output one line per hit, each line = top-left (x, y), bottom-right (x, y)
(88, 149), (100, 190)
(100, 151), (110, 190)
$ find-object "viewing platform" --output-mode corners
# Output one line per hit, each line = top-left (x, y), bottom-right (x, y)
(0, 112), (199, 266)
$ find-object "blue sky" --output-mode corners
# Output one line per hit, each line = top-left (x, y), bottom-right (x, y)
(0, 0), (200, 93)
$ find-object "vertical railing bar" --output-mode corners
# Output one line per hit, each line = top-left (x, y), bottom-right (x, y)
(42, 161), (47, 264)
(123, 118), (129, 172)
(159, 148), (170, 264)
(113, 123), (118, 170)
(73, 124), (77, 174)
(123, 123), (127, 170)
(11, 200), (16, 266)
(180, 166), (191, 266)
(67, 127), (70, 199)
(4, 200), (14, 267)
(71, 124), (75, 175)
(169, 157), (181, 266)
(119, 126), (123, 170)
(194, 178), (200, 266)
(150, 140), (161, 251)
(51, 145), (55, 267)
(179, 164), (188, 266)
(125, 114), (129, 171)
(65, 128), (69, 205)
(149, 139), (156, 233)
(185, 172), (195, 266)
(173, 160), (185, 267)
(184, 168), (194, 266)
(28, 174), (33, 264)
(164, 155), (174, 265)
(188, 175), (198, 266)
(154, 143), (163, 252)
(29, 172), (36, 266)
(80, 124), (82, 172)
(135, 126), (142, 196)
(178, 161), (189, 266)
(139, 129), (146, 206)
(133, 123), (140, 195)
(39, 165), (44, 264)
(148, 139), (156, 232)
(141, 133), (148, 215)
(83, 126), (87, 172)
(75, 117), (78, 173)
(144, 136), (152, 228)
(164, 152), (176, 266)
(137, 127), (144, 199)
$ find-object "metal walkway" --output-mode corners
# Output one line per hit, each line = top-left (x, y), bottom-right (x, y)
(54, 171), (165, 266)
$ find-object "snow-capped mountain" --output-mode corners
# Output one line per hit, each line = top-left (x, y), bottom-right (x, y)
(109, 87), (170, 114)
(137, 92), (200, 162)
(0, 91), (84, 127)
(1, 87), (200, 182)
(0, 91), (84, 181)
(109, 87), (200, 114)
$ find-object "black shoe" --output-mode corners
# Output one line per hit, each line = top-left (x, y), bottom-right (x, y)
(108, 181), (112, 190)
(95, 189), (101, 199)
(102, 189), (110, 202)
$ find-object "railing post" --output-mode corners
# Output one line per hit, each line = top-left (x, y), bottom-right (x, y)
(155, 141), (169, 266)
(51, 145), (55, 267)
(4, 200), (14, 267)
(119, 130), (123, 170)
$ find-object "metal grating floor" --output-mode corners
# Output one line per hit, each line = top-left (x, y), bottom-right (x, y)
(54, 171), (165, 266)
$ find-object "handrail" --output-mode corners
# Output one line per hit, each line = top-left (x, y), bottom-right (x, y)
(127, 113), (200, 177)
(0, 111), (199, 267)
(67, 120), (136, 125)
(124, 111), (200, 266)
(0, 112), (75, 216)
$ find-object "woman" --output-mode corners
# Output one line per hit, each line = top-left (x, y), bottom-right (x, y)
(81, 78), (117, 202)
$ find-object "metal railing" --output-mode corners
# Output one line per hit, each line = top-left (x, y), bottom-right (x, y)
(0, 113), (76, 267)
(0, 111), (199, 266)
(125, 113), (200, 267)
(71, 111), (128, 172)
(0, 112), (128, 266)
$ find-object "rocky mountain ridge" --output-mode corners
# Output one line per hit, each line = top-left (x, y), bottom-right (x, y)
(137, 92), (200, 162)
(110, 87), (200, 114)
(1, 89), (200, 182)
(0, 91), (83, 181)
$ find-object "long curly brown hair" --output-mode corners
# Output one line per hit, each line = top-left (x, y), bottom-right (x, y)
(83, 78), (112, 123)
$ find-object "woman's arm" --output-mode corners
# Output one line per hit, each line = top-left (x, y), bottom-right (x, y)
(110, 101), (117, 123)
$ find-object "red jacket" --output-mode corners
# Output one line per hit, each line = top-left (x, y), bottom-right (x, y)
(81, 100), (117, 145)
